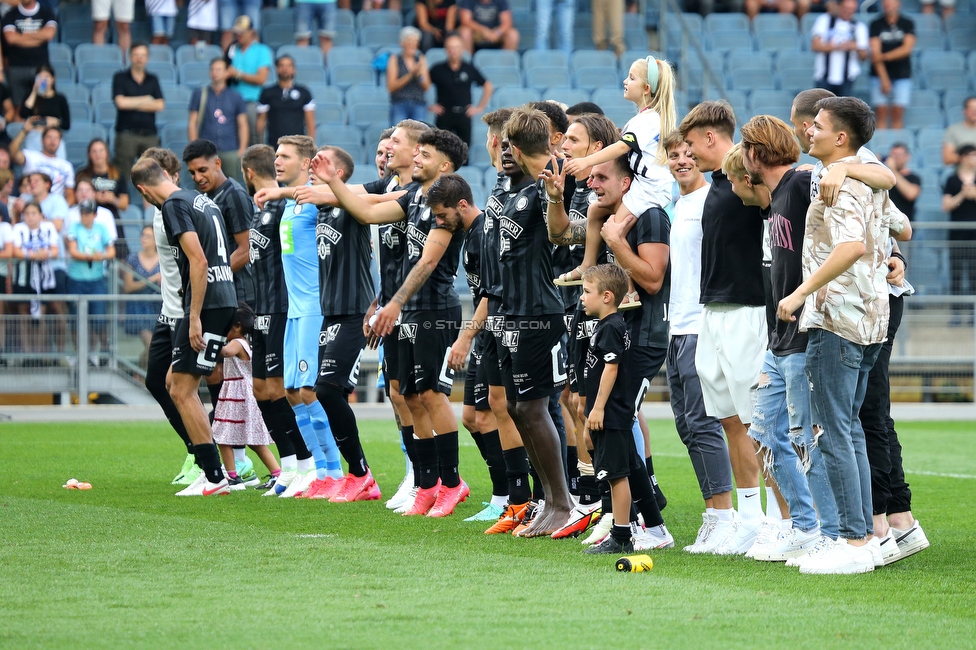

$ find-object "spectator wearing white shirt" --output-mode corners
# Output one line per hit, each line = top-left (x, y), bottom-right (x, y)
(10, 123), (75, 203)
(810, 0), (868, 98)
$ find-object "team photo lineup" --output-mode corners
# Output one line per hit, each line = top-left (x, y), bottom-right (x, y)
(133, 48), (932, 576)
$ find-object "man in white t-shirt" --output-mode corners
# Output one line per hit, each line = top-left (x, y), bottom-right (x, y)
(10, 124), (75, 203)
(810, 0), (869, 98)
(661, 130), (734, 555)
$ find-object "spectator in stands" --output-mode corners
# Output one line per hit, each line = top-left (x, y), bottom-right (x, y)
(1, 0), (57, 107)
(188, 0), (220, 43)
(942, 97), (976, 166)
(885, 142), (920, 221)
(0, 168), (12, 223)
(112, 43), (165, 189)
(591, 0), (624, 57)
(415, 0), (456, 52)
(19, 64), (69, 158)
(27, 171), (68, 330)
(429, 33), (492, 146)
(76, 139), (131, 220)
(68, 178), (124, 257)
(92, 0), (134, 53)
(10, 201), (58, 353)
(869, 0), (914, 130)
(189, 58), (248, 183)
(536, 0), (573, 55)
(943, 145), (976, 300)
(256, 56), (315, 146)
(220, 0), (262, 51)
(295, 0), (338, 59)
(920, 0), (953, 19)
(0, 84), (14, 137)
(122, 225), (161, 360)
(745, 0), (806, 20)
(566, 101), (604, 122)
(386, 27), (431, 124)
(226, 15), (272, 147)
(457, 0), (519, 54)
(148, 0), (179, 46)
(10, 127), (74, 202)
(66, 198), (115, 358)
(810, 0), (868, 98)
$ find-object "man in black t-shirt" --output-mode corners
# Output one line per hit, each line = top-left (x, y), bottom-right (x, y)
(132, 157), (237, 497)
(1, 0), (56, 106)
(869, 0), (915, 130)
(885, 143), (920, 221)
(113, 44), (165, 187)
(457, 0), (519, 53)
(943, 144), (976, 296)
(255, 56), (315, 147)
(429, 34), (494, 146)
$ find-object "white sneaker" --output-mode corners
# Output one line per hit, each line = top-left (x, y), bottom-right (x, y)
(633, 524), (675, 551)
(786, 534), (835, 568)
(279, 469), (314, 498)
(386, 473), (415, 510)
(267, 469), (297, 496)
(175, 474), (230, 496)
(691, 516), (736, 554)
(799, 538), (875, 575)
(581, 513), (613, 546)
(393, 486), (418, 514)
(744, 518), (780, 559)
(891, 519), (930, 558)
(867, 536), (884, 567)
(878, 528), (904, 565)
(684, 512), (717, 552)
(754, 527), (821, 562)
(712, 516), (764, 555)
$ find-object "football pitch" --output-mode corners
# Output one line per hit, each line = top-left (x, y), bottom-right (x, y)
(3, 418), (974, 649)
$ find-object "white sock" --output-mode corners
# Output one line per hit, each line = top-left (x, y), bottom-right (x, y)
(490, 494), (508, 508)
(297, 456), (314, 472)
(765, 486), (783, 520)
(705, 507), (717, 519)
(280, 454), (298, 471)
(233, 447), (247, 463)
(715, 508), (735, 523)
(737, 487), (764, 521)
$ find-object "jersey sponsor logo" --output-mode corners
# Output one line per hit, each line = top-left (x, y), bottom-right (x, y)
(499, 217), (523, 239)
(323, 323), (341, 345)
(486, 315), (504, 333)
(316, 222), (342, 245)
(255, 315), (271, 331)
(501, 330), (519, 351)
(485, 195), (505, 220)
(575, 318), (597, 341)
(406, 222), (428, 259)
(192, 194), (219, 214)
(208, 265), (234, 283)
(399, 322), (418, 343)
(250, 229), (271, 249)
(279, 220), (295, 254)
(382, 228), (401, 250)
(466, 270), (481, 289)
(515, 197), (528, 211)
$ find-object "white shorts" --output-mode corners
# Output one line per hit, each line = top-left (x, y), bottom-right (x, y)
(695, 303), (767, 424)
(92, 0), (135, 22)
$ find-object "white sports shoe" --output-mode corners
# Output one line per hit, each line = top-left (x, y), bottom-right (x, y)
(267, 469), (297, 496)
(891, 519), (930, 558)
(386, 474), (416, 510)
(581, 513), (613, 546)
(633, 524), (675, 551)
(786, 534), (835, 567)
(684, 512), (717, 552)
(878, 528), (904, 565)
(867, 536), (884, 568)
(691, 516), (736, 554)
(753, 527), (821, 562)
(799, 538), (875, 575)
(175, 474), (230, 496)
(744, 518), (780, 559)
(279, 469), (314, 498)
(712, 516), (764, 555)
(393, 486), (418, 514)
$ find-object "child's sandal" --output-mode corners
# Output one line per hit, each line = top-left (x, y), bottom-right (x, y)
(553, 266), (585, 286)
(618, 291), (642, 311)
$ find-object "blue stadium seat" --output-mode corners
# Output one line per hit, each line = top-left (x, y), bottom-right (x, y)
(160, 84), (191, 106)
(473, 49), (520, 71)
(482, 166), (499, 190)
(60, 83), (89, 103)
(747, 89), (793, 111)
(624, 25), (647, 49)
(157, 105), (189, 128)
(64, 122), (108, 145)
(920, 49), (966, 73)
(753, 13), (799, 33)
(161, 123), (188, 148)
(52, 61), (75, 84)
(800, 12), (820, 37)
(330, 64), (376, 89)
(49, 42), (73, 64)
(480, 65), (521, 88)
(969, 51), (976, 74)
(176, 44), (224, 68)
(356, 9), (402, 30)
(327, 125), (365, 147)
(296, 64), (328, 84)
(522, 49), (570, 71)
(78, 62), (122, 88)
(262, 23), (295, 49)
(916, 127), (945, 168)
(924, 69), (967, 92)
(947, 29), (973, 51)
(75, 43), (124, 66)
(729, 67), (779, 91)
(277, 45), (324, 67)
(332, 30), (356, 47)
(545, 87), (592, 107)
(363, 123), (389, 150)
(570, 49), (616, 72)
(707, 29), (755, 53)
(944, 88), (971, 113)
(329, 45), (375, 66)
(914, 29), (947, 51)
(178, 62), (211, 87)
(425, 47), (448, 68)
(704, 12), (750, 34)
(866, 129), (915, 157)
(359, 25), (402, 50)
(348, 167), (379, 185)
(60, 21), (95, 48)
(336, 8), (355, 30)
(573, 66), (619, 91)
(148, 44), (175, 64)
(904, 106), (947, 129)
(456, 165), (482, 188)
(490, 87), (541, 109)
(664, 13), (703, 43)
(346, 100), (389, 128)
(525, 66), (572, 90)
(261, 6), (294, 27)
(756, 30), (801, 51)
(912, 89), (942, 109)
(146, 62), (177, 84)
(776, 51), (816, 93)
(308, 84), (343, 105)
(314, 102), (345, 125)
(66, 141), (89, 168)
(907, 11), (942, 32)
(68, 100), (91, 123)
(726, 49), (773, 73)
(91, 82), (114, 106)
(93, 101), (117, 129)
(345, 84), (389, 107)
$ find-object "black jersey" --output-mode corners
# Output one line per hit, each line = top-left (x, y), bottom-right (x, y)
(553, 179), (594, 310)
(462, 212), (485, 301)
(317, 204), (375, 317)
(498, 178), (563, 317)
(210, 177), (256, 304)
(396, 183), (463, 311)
(605, 207), (671, 349)
(480, 171), (509, 299)
(161, 189), (238, 313)
(249, 198), (288, 315)
(368, 174), (406, 306)
(583, 313), (637, 429)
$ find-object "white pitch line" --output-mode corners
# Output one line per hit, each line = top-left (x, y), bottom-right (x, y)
(905, 469), (976, 480)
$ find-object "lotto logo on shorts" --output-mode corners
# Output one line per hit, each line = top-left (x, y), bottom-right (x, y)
(502, 330), (519, 351)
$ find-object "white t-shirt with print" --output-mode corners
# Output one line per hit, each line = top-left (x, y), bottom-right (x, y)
(620, 109), (674, 216)
(22, 149), (75, 197)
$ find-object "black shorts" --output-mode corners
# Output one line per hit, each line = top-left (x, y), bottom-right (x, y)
(252, 312), (286, 380)
(171, 307), (235, 376)
(463, 329), (491, 411)
(397, 306), (461, 396)
(591, 427), (642, 482)
(499, 313), (567, 402)
(147, 314), (177, 383)
(316, 313), (367, 393)
(572, 307), (600, 397)
(381, 325), (400, 394)
(628, 344), (667, 417)
(482, 299), (505, 388)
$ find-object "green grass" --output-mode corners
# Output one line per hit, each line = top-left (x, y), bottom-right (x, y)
(2, 419), (974, 649)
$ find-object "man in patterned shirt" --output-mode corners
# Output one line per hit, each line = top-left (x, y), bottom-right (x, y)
(777, 96), (911, 576)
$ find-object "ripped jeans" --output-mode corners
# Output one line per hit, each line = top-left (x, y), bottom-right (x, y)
(750, 350), (838, 538)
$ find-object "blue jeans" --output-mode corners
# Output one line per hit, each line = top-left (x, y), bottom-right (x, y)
(151, 15), (176, 38)
(390, 101), (427, 124)
(295, 2), (337, 39)
(750, 350), (839, 537)
(535, 0), (575, 55)
(219, 0), (262, 32)
(805, 328), (881, 541)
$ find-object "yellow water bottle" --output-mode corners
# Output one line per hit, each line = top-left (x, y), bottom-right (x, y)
(616, 554), (654, 572)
